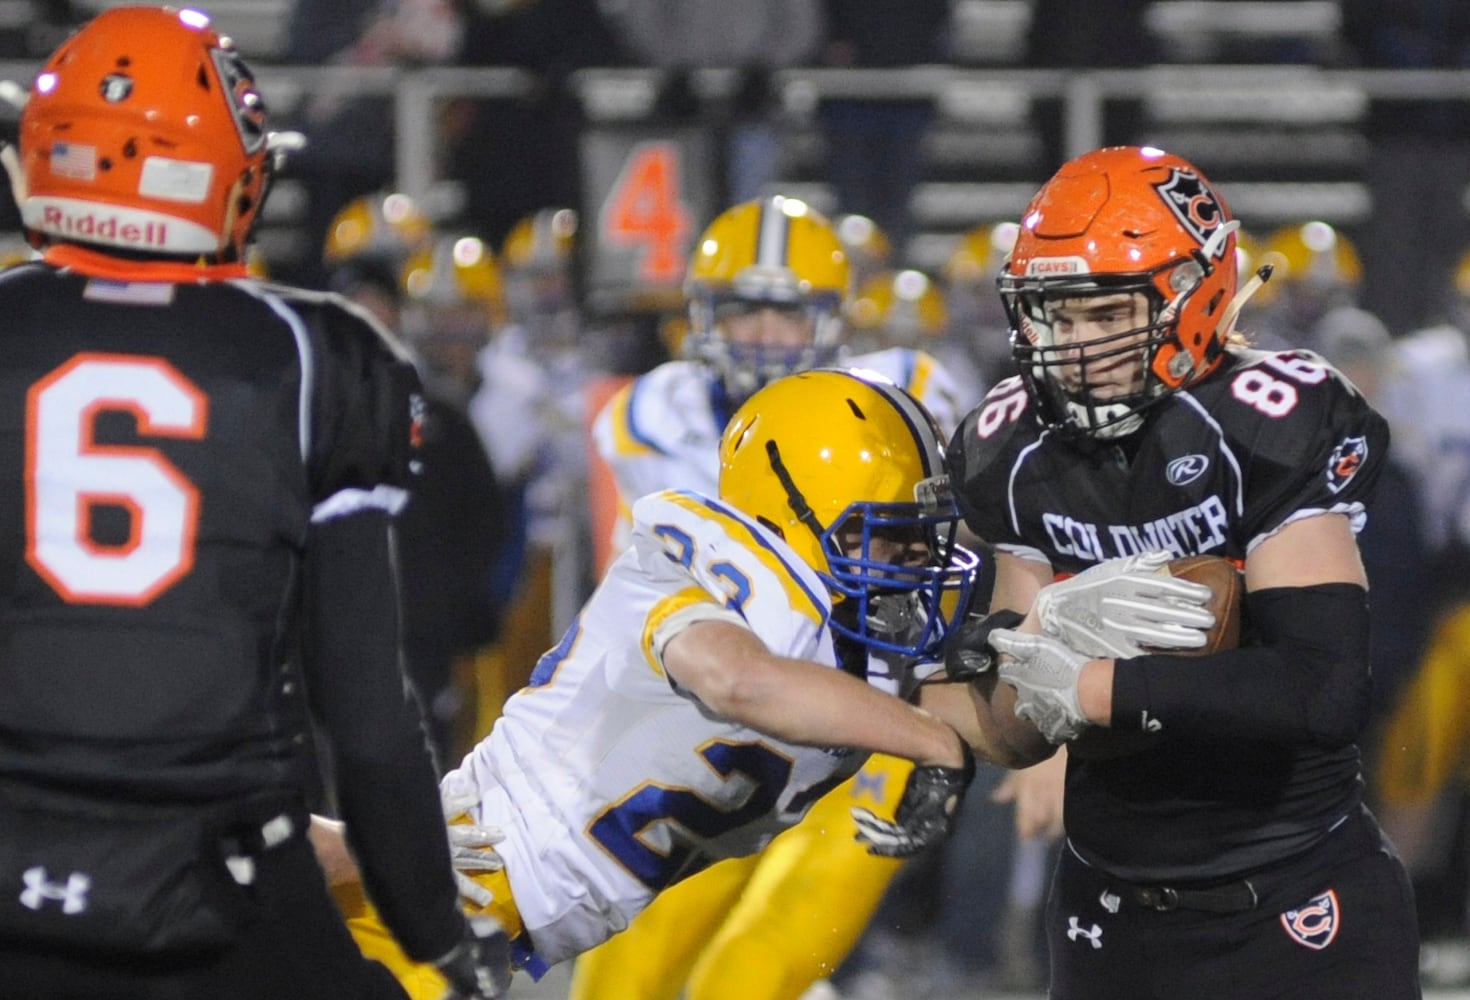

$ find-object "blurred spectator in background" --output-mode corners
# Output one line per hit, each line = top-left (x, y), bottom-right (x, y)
(1343, 0), (1470, 334)
(598, 0), (823, 205)
(284, 0), (467, 288)
(817, 0), (949, 255)
(453, 0), (626, 244)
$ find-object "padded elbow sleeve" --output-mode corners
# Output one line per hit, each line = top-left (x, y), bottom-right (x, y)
(1112, 583), (1371, 747)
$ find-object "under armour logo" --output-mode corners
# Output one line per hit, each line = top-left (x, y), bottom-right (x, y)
(20, 866), (90, 914)
(1140, 710), (1163, 733)
(1067, 916), (1102, 949)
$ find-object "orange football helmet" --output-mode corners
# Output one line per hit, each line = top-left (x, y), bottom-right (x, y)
(14, 6), (292, 260)
(1001, 145), (1240, 440)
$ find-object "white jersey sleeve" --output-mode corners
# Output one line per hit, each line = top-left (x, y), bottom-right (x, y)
(590, 360), (725, 555)
(441, 489), (865, 966)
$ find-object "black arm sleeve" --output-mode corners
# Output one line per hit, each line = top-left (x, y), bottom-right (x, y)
(304, 509), (465, 963)
(1110, 583), (1371, 748)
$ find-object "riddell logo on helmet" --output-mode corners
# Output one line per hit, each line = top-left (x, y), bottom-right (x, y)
(41, 206), (168, 247)
(24, 197), (218, 254)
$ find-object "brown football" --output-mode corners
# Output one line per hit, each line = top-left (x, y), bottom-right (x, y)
(1157, 554), (1242, 656)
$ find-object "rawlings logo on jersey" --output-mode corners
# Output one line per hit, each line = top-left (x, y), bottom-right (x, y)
(1165, 454), (1209, 486)
(1280, 888), (1340, 950)
(1153, 168), (1227, 259)
(1326, 436), (1367, 494)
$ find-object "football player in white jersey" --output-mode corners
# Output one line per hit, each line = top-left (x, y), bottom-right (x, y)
(312, 369), (1215, 996)
(318, 369), (985, 995)
(580, 196), (968, 1000)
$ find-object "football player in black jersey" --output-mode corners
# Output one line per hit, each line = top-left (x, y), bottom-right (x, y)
(940, 146), (1421, 998)
(0, 8), (505, 998)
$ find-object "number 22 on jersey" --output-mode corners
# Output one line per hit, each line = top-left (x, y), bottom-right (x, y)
(26, 352), (207, 606)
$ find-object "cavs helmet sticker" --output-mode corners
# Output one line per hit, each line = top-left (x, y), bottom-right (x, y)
(1280, 888), (1340, 950)
(1153, 168), (1227, 259)
(1327, 436), (1368, 494)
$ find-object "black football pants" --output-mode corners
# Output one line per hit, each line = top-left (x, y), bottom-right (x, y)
(1045, 806), (1421, 1000)
(0, 833), (407, 1000)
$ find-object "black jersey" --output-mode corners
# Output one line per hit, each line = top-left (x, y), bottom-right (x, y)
(948, 347), (1390, 880)
(0, 261), (419, 802)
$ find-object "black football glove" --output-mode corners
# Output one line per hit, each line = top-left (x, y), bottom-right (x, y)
(852, 743), (976, 857)
(433, 916), (513, 1000)
(943, 609), (1025, 682)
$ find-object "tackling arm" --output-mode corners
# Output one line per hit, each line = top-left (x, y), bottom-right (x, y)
(662, 620), (969, 772)
(920, 551), (1057, 767)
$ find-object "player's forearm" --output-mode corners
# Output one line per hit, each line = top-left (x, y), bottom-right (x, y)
(918, 678), (1055, 769)
(1110, 584), (1370, 747)
(709, 652), (967, 770)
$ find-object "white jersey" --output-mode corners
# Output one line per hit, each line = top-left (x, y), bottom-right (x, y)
(442, 490), (906, 965)
(590, 348), (963, 547)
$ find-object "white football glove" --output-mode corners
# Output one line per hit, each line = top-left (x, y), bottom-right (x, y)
(441, 788), (506, 908)
(1035, 551), (1215, 659)
(991, 629), (1092, 743)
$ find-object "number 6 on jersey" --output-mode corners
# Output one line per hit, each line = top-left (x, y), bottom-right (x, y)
(26, 353), (207, 606)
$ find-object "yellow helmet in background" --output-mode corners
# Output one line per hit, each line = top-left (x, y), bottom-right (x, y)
(324, 192), (432, 268)
(834, 213), (895, 287)
(943, 221), (1020, 288)
(848, 269), (948, 351)
(399, 234), (505, 407)
(685, 195), (851, 401)
(402, 235), (506, 326)
(502, 207), (578, 274)
(1256, 221), (1362, 303)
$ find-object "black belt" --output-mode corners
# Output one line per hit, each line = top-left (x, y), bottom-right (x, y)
(1123, 880), (1259, 913)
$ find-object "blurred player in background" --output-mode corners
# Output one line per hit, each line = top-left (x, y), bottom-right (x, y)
(580, 195), (963, 1000)
(390, 233), (514, 762)
(944, 145), (1419, 999)
(1248, 219), (1364, 352)
(461, 208), (600, 747)
(943, 219), (1021, 393)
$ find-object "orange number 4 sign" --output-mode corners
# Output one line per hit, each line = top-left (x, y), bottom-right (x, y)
(601, 142), (693, 285)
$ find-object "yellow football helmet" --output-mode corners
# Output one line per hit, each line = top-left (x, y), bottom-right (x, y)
(1254, 220), (1361, 310)
(685, 195), (851, 403)
(834, 213), (895, 287)
(942, 221), (1020, 289)
(402, 235), (506, 324)
(847, 269), (949, 353)
(718, 368), (978, 659)
(399, 235), (505, 406)
(323, 192), (432, 268)
(502, 207), (578, 273)
(501, 207), (579, 343)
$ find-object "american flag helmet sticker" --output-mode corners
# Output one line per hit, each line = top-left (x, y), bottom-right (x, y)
(49, 142), (97, 181)
(1280, 888), (1340, 950)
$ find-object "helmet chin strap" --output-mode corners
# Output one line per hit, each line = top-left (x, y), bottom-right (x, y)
(764, 440), (839, 566)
